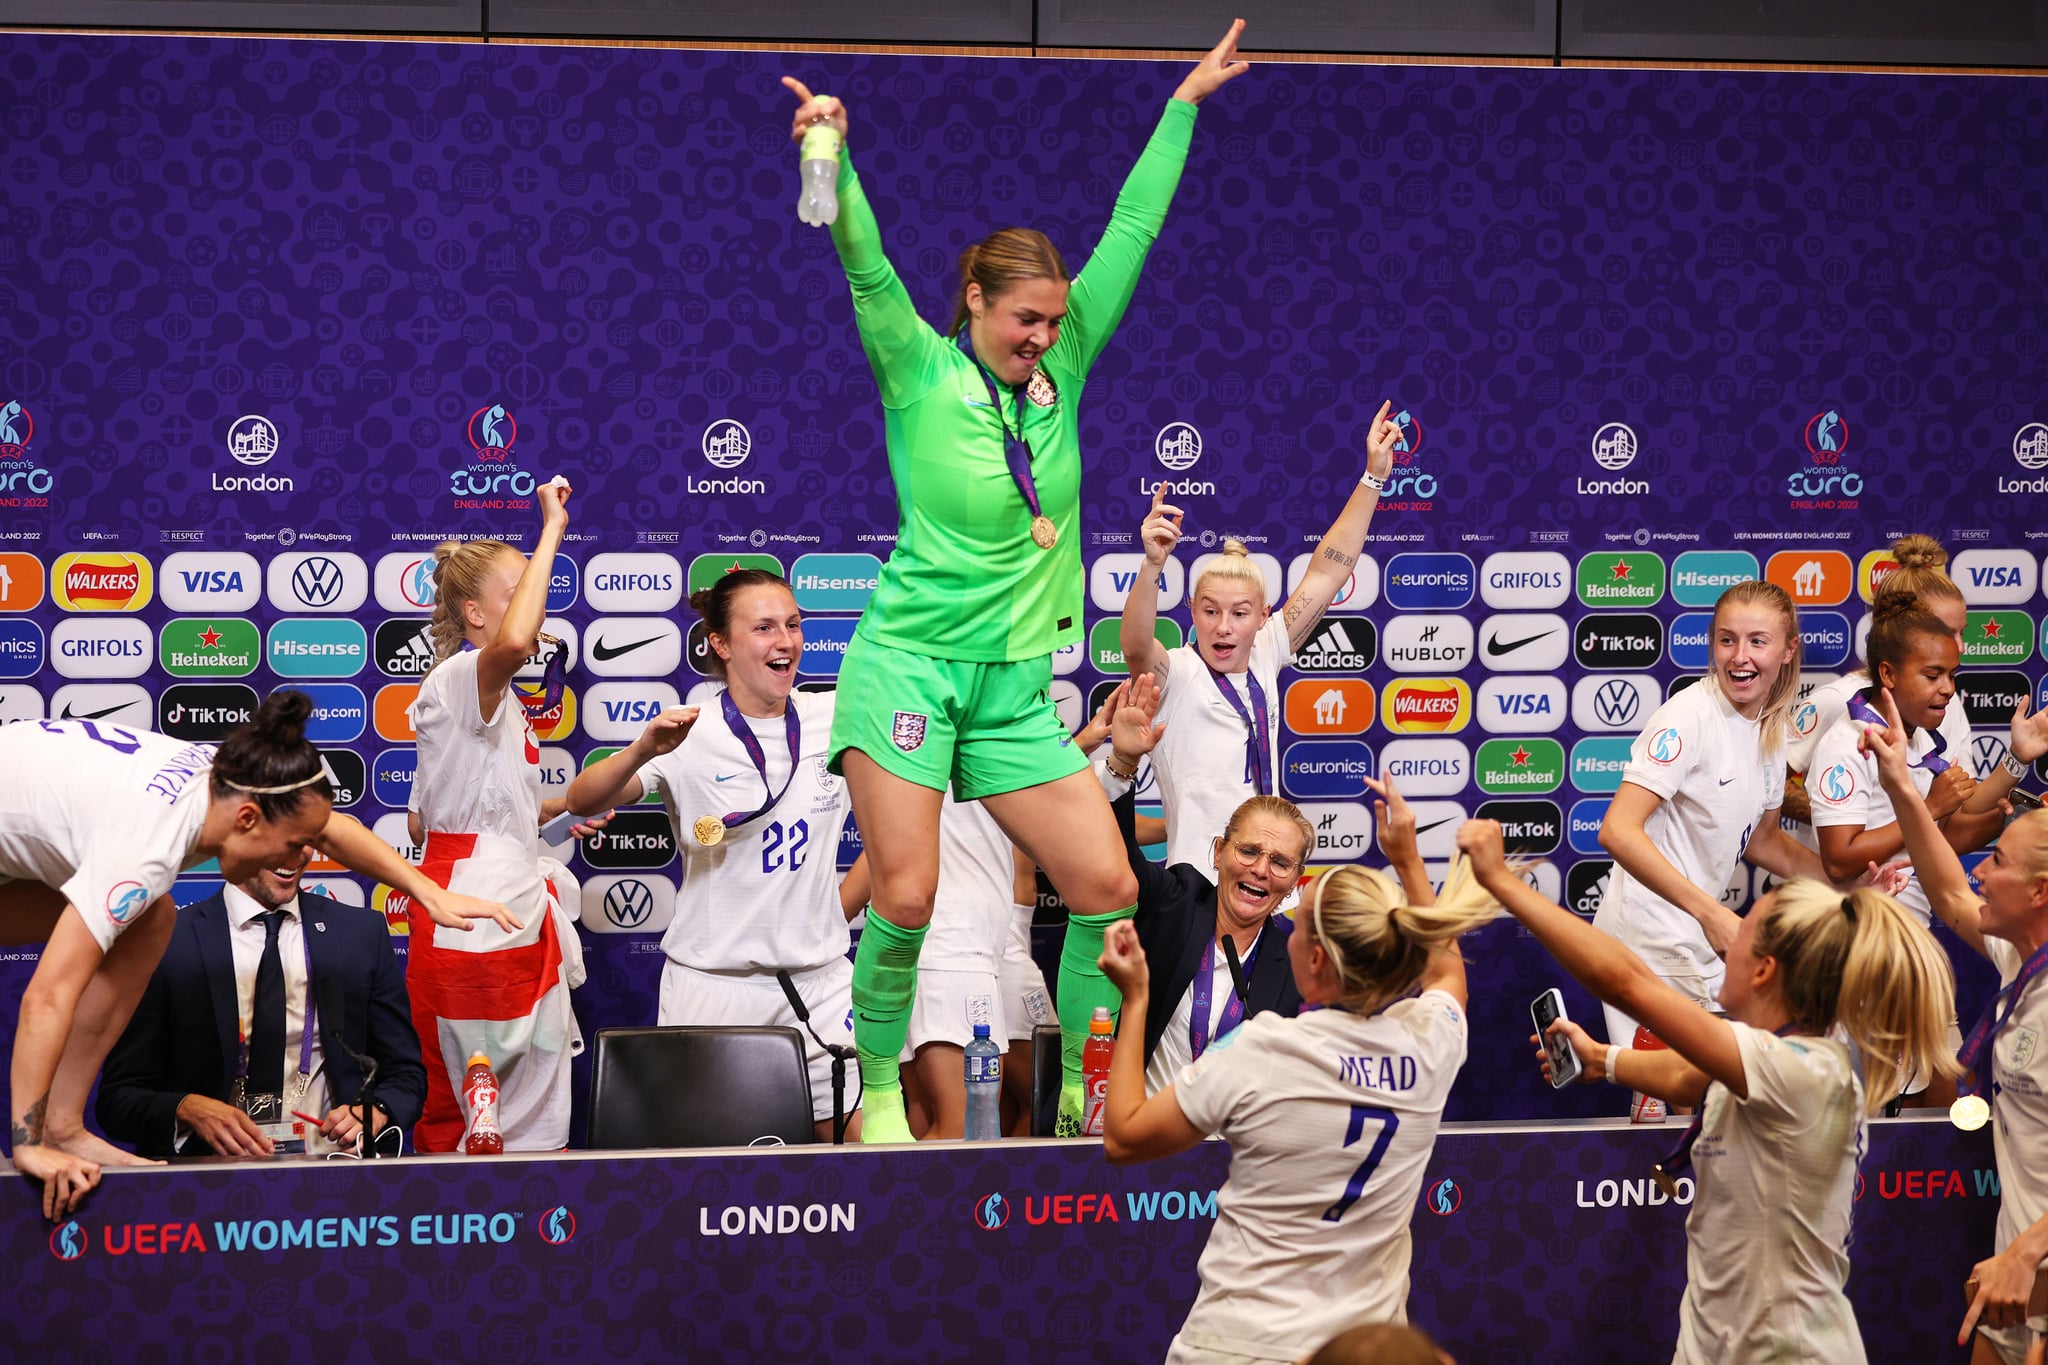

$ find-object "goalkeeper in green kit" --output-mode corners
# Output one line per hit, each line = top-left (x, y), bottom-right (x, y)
(780, 20), (1251, 1141)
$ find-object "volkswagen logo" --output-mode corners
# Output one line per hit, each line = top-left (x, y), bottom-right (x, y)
(1592, 679), (1642, 727)
(603, 878), (654, 930)
(293, 557), (344, 608)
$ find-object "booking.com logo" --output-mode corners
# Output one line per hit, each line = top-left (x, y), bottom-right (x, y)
(973, 1193), (1011, 1231)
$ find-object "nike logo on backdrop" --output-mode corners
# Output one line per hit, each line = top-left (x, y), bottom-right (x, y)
(591, 635), (662, 662)
(1414, 816), (1457, 837)
(62, 701), (136, 720)
(1485, 629), (1558, 658)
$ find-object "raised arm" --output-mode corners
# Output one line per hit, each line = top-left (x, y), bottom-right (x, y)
(476, 479), (570, 720)
(1862, 689), (1991, 958)
(1460, 820), (1742, 1099)
(314, 813), (520, 934)
(782, 78), (951, 407)
(565, 706), (697, 816)
(1098, 920), (1206, 1163)
(1280, 401), (1398, 652)
(1121, 482), (1181, 680)
(1599, 781), (1743, 956)
(1362, 770), (1433, 909)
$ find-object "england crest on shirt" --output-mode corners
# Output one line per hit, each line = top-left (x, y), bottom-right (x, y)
(1025, 368), (1057, 407)
(892, 711), (928, 752)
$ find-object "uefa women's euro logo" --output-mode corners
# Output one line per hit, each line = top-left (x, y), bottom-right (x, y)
(468, 404), (519, 462)
(452, 403), (537, 506)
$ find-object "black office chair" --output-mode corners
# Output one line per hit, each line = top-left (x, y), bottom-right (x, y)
(587, 1026), (817, 1149)
(1030, 1023), (1062, 1137)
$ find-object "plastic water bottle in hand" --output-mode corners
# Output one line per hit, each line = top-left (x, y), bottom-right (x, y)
(796, 121), (841, 227)
(964, 1023), (1003, 1141)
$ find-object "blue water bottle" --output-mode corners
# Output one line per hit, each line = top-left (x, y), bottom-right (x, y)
(964, 1023), (1002, 1141)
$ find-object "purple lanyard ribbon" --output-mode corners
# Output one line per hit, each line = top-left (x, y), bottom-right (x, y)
(1655, 1023), (1801, 1184)
(972, 360), (1045, 522)
(716, 690), (801, 832)
(236, 909), (317, 1085)
(1190, 930), (1258, 1060)
(459, 637), (568, 720)
(1846, 690), (1950, 774)
(1206, 664), (1273, 796)
(1957, 938), (2048, 1100)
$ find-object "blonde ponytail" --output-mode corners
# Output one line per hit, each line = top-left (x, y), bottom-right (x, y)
(1754, 879), (1959, 1112)
(1306, 855), (1502, 1015)
(427, 538), (519, 663)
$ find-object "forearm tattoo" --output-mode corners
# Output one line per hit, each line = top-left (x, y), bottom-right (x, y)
(12, 1092), (48, 1148)
(1320, 547), (1357, 569)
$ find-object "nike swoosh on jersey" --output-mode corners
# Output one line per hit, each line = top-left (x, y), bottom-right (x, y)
(1718, 777), (1735, 785)
(713, 773), (740, 782)
(591, 634), (663, 662)
(61, 700), (137, 720)
(960, 394), (996, 408)
(1485, 628), (1558, 657)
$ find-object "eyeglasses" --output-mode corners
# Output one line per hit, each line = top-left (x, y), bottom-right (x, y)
(1227, 841), (1300, 878)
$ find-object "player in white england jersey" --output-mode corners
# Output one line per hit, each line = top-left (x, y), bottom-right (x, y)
(1863, 690), (2048, 1365)
(569, 568), (864, 1141)
(1469, 817), (1958, 1365)
(404, 479), (603, 1153)
(1096, 697), (1503, 1363)
(0, 694), (512, 1218)
(1120, 401), (1399, 872)
(1596, 582), (1842, 1046)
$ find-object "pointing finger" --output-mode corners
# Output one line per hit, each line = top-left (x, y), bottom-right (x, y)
(781, 76), (815, 102)
(1374, 398), (1393, 427)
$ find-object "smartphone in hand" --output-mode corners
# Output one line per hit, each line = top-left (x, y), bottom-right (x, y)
(1531, 988), (1584, 1088)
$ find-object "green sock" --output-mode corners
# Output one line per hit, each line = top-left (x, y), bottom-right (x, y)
(850, 911), (926, 1095)
(1055, 904), (1136, 1134)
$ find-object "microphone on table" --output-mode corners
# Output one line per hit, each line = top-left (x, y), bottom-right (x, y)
(317, 976), (392, 1158)
(1220, 936), (1254, 1016)
(776, 969), (857, 1146)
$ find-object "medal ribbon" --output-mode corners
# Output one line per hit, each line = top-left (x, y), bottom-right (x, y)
(717, 690), (802, 831)
(1956, 938), (2048, 1101)
(1190, 929), (1259, 1060)
(1206, 664), (1274, 796)
(972, 360), (1046, 527)
(457, 637), (568, 720)
(1653, 1023), (1800, 1188)
(1846, 690), (1950, 774)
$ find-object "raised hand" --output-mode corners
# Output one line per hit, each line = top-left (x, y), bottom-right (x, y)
(1361, 770), (1416, 866)
(536, 476), (571, 527)
(1097, 918), (1151, 995)
(1530, 1018), (1602, 1087)
(2011, 693), (2048, 766)
(1140, 480), (1184, 567)
(780, 77), (848, 144)
(1857, 687), (1917, 793)
(1111, 672), (1167, 759)
(1364, 400), (1399, 483)
(1172, 19), (1251, 106)
(641, 705), (700, 757)
(1075, 680), (1128, 755)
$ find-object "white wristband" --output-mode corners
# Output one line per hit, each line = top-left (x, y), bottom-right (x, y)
(2004, 750), (2027, 780)
(1359, 469), (1388, 493)
(1605, 1044), (1625, 1085)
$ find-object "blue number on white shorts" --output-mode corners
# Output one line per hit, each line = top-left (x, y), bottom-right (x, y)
(42, 719), (142, 754)
(1320, 1103), (1400, 1222)
(760, 819), (811, 875)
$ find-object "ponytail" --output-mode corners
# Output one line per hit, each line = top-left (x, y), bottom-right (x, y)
(427, 538), (519, 663)
(1306, 855), (1502, 1015)
(211, 690), (333, 820)
(1753, 879), (1958, 1112)
(1865, 591), (1952, 698)
(1191, 539), (1267, 603)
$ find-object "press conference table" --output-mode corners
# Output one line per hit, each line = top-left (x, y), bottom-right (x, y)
(2, 1116), (1997, 1362)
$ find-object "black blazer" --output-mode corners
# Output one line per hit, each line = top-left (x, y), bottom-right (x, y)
(1112, 786), (1302, 1063)
(97, 890), (427, 1157)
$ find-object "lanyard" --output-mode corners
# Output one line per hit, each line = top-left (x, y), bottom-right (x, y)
(1206, 664), (1273, 796)
(1957, 938), (2048, 1100)
(1652, 1022), (1801, 1195)
(972, 361), (1047, 526)
(1190, 928), (1260, 1059)
(1846, 690), (1950, 774)
(715, 690), (802, 831)
(459, 637), (569, 719)
(236, 910), (317, 1085)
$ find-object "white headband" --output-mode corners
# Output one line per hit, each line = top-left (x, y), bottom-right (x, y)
(224, 754), (339, 796)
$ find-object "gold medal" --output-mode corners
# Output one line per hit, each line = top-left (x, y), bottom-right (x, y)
(692, 815), (726, 847)
(1951, 1094), (1991, 1131)
(1030, 515), (1058, 550)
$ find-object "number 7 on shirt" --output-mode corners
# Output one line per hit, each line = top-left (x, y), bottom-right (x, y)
(1320, 1104), (1399, 1222)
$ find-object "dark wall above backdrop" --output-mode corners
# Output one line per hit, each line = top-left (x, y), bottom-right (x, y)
(6, 0), (2048, 66)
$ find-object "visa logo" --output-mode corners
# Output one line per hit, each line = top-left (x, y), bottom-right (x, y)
(1970, 567), (2024, 588)
(178, 570), (245, 593)
(1109, 569), (1167, 595)
(602, 700), (666, 723)
(1499, 694), (1552, 716)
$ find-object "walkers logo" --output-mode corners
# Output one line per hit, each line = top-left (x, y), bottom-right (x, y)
(790, 553), (883, 612)
(1963, 611), (2032, 664)
(1765, 550), (1850, 606)
(1381, 679), (1471, 735)
(1669, 613), (1712, 670)
(1290, 618), (1376, 673)
(268, 619), (368, 679)
(53, 619), (152, 680)
(1476, 676), (1566, 734)
(1800, 612), (1852, 670)
(52, 552), (153, 612)
(375, 619), (438, 677)
(1573, 613), (1663, 670)
(525, 685), (578, 743)
(1856, 549), (1900, 603)
(1479, 552), (1570, 610)
(582, 809), (679, 871)
(1475, 739), (1564, 794)
(266, 553), (368, 614)
(1581, 423), (1647, 496)
(1568, 798), (1611, 853)
(1479, 613), (1568, 673)
(1960, 671), (2031, 727)
(50, 683), (151, 729)
(373, 553), (439, 613)
(1383, 553), (1475, 610)
(0, 552), (45, 611)
(1570, 738), (1635, 794)
(159, 683), (257, 742)
(1155, 422), (1201, 471)
(1284, 679), (1374, 736)
(293, 684), (366, 743)
(161, 552), (261, 613)
(585, 618), (684, 678)
(1377, 738), (1469, 797)
(702, 418), (751, 469)
(0, 620), (46, 678)
(583, 682), (682, 743)
(1476, 799), (1562, 855)
(1283, 740), (1377, 799)
(1382, 615), (1474, 672)
(160, 619), (259, 677)
(1787, 409), (1860, 509)
(451, 403), (538, 504)
(1670, 550), (1759, 609)
(1953, 550), (2038, 606)
(1571, 675), (1661, 732)
(1090, 617), (1180, 673)
(799, 617), (858, 679)
(1575, 553), (1664, 607)
(684, 553), (778, 600)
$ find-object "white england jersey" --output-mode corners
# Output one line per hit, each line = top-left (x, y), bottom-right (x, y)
(1786, 673), (1860, 777)
(1594, 680), (1784, 993)
(0, 721), (213, 951)
(924, 789), (1012, 971)
(1805, 697), (1969, 926)
(1168, 993), (1468, 1361)
(639, 690), (851, 972)
(1152, 614), (1292, 872)
(1677, 1025), (1866, 1365)
(409, 652), (544, 848)
(1984, 938), (2048, 1266)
